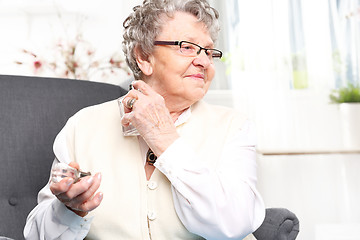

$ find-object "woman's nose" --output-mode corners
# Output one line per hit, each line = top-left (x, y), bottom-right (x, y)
(192, 50), (212, 68)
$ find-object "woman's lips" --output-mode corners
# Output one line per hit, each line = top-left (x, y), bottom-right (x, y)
(186, 74), (205, 80)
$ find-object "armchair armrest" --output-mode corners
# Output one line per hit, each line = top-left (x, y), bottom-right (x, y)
(253, 208), (300, 240)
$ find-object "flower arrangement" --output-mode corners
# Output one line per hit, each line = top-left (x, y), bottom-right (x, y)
(330, 83), (360, 103)
(16, 34), (132, 82)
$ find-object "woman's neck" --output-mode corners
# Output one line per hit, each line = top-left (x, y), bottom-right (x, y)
(170, 109), (187, 123)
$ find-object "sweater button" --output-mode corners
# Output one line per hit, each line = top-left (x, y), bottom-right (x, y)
(8, 197), (18, 206)
(147, 181), (158, 190)
(147, 211), (157, 221)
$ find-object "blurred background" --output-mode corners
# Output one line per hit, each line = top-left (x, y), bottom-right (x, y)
(0, 0), (359, 239)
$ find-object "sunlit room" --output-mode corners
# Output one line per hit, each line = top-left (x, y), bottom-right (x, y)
(0, 0), (359, 239)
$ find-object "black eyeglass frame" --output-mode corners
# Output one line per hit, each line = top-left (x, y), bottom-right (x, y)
(154, 40), (223, 59)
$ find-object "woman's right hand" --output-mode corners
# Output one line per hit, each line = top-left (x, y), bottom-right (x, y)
(50, 162), (103, 217)
(121, 80), (180, 157)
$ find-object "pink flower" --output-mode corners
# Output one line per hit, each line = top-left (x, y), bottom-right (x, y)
(33, 60), (42, 70)
(109, 58), (122, 68)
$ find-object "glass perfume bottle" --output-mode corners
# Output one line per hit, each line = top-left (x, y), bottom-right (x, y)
(51, 162), (91, 183)
(117, 96), (140, 136)
(117, 83), (140, 136)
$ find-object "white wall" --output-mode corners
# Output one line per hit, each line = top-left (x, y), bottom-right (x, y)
(257, 153), (360, 240)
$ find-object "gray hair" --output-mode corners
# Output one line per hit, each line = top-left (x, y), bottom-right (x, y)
(122, 0), (220, 80)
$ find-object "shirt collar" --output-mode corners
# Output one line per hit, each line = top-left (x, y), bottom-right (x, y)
(174, 106), (192, 127)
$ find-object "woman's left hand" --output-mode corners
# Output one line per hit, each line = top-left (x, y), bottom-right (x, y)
(121, 80), (180, 156)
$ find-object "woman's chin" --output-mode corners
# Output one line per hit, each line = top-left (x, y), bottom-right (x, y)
(190, 89), (207, 103)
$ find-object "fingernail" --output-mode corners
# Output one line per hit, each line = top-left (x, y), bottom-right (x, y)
(98, 192), (103, 201)
(97, 173), (102, 180)
(87, 176), (94, 184)
(66, 178), (73, 186)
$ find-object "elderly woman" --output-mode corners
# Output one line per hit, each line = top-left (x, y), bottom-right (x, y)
(24, 0), (265, 239)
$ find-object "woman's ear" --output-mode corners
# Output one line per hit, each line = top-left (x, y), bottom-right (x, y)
(135, 46), (153, 76)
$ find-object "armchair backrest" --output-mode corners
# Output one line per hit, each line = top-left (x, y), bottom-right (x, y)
(0, 75), (126, 239)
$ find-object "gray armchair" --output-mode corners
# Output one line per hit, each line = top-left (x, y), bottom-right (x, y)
(0, 75), (299, 240)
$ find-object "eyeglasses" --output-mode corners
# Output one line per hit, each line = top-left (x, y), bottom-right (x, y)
(154, 40), (222, 59)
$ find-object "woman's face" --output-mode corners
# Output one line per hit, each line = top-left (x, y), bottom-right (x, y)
(144, 11), (216, 112)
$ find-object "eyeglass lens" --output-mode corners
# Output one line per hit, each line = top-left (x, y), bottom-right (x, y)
(179, 41), (222, 59)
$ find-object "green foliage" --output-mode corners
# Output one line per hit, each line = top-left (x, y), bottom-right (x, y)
(330, 84), (360, 103)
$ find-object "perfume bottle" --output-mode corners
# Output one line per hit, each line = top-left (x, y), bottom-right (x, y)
(117, 83), (140, 136)
(51, 162), (91, 183)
